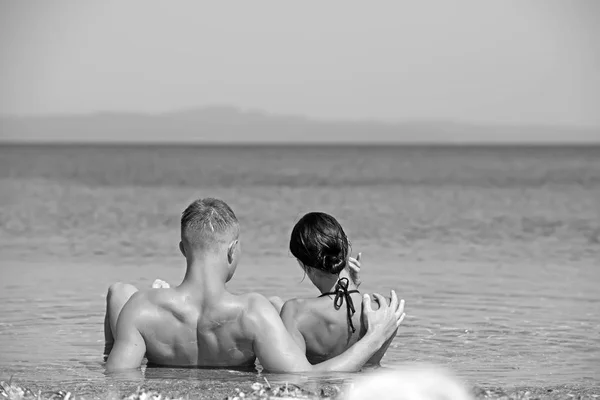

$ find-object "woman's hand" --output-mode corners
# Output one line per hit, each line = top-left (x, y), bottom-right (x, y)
(348, 252), (362, 288)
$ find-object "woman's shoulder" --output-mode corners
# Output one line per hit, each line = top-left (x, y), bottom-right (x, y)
(280, 296), (330, 319)
(281, 296), (311, 313)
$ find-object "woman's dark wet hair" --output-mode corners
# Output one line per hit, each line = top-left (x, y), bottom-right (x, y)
(289, 212), (350, 275)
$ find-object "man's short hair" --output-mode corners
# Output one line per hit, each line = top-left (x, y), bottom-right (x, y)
(181, 198), (239, 249)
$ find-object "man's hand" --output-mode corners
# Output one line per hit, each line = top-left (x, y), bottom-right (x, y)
(152, 279), (170, 289)
(348, 252), (362, 287)
(361, 291), (405, 346)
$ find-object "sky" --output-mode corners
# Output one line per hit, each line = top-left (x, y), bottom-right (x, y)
(0, 0), (599, 132)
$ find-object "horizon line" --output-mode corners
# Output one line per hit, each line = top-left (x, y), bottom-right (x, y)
(1, 140), (599, 147)
(1, 105), (600, 130)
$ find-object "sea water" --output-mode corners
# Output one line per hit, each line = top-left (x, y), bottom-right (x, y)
(0, 144), (599, 397)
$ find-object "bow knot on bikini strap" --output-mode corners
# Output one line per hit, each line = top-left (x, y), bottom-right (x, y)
(320, 277), (359, 333)
(332, 278), (354, 313)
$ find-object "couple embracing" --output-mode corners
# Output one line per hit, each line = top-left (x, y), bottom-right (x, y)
(103, 198), (406, 373)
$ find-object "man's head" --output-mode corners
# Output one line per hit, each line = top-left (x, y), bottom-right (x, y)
(180, 198), (241, 281)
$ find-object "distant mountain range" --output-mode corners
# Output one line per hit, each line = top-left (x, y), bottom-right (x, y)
(1, 105), (598, 144)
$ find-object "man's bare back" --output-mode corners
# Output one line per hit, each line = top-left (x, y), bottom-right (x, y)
(114, 288), (258, 368)
(105, 198), (405, 373)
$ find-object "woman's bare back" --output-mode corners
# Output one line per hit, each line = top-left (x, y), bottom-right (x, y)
(281, 293), (392, 365)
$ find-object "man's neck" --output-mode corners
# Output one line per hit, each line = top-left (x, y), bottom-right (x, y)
(179, 255), (228, 299)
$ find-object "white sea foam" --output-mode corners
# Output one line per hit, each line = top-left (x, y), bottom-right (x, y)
(347, 364), (473, 400)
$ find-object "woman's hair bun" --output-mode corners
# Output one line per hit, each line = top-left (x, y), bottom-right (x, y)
(320, 244), (347, 274)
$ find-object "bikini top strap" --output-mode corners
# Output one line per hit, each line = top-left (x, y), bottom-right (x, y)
(318, 277), (359, 333)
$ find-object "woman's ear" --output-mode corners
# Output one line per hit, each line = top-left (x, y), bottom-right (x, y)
(179, 241), (186, 257)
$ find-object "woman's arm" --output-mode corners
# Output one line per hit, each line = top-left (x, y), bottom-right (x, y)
(348, 253), (362, 287)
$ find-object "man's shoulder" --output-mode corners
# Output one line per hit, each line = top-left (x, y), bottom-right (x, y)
(145, 287), (181, 303)
(238, 292), (273, 313)
(236, 292), (281, 333)
(110, 292), (149, 335)
(119, 289), (166, 321)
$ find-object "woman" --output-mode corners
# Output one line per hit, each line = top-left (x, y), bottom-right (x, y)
(279, 212), (401, 365)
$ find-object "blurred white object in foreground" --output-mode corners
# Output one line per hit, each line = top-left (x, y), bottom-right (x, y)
(347, 364), (473, 400)
(152, 279), (170, 288)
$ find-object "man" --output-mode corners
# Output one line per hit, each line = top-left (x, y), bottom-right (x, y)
(104, 198), (405, 372)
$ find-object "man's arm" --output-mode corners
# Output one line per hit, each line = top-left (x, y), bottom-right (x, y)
(347, 253), (397, 365)
(269, 296), (285, 314)
(279, 300), (306, 353)
(105, 296), (147, 372)
(246, 291), (404, 373)
(365, 296), (397, 365)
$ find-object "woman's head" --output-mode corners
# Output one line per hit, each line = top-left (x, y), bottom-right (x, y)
(289, 212), (350, 276)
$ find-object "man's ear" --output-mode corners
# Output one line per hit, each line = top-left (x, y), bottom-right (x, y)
(179, 241), (186, 257)
(227, 239), (239, 264)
